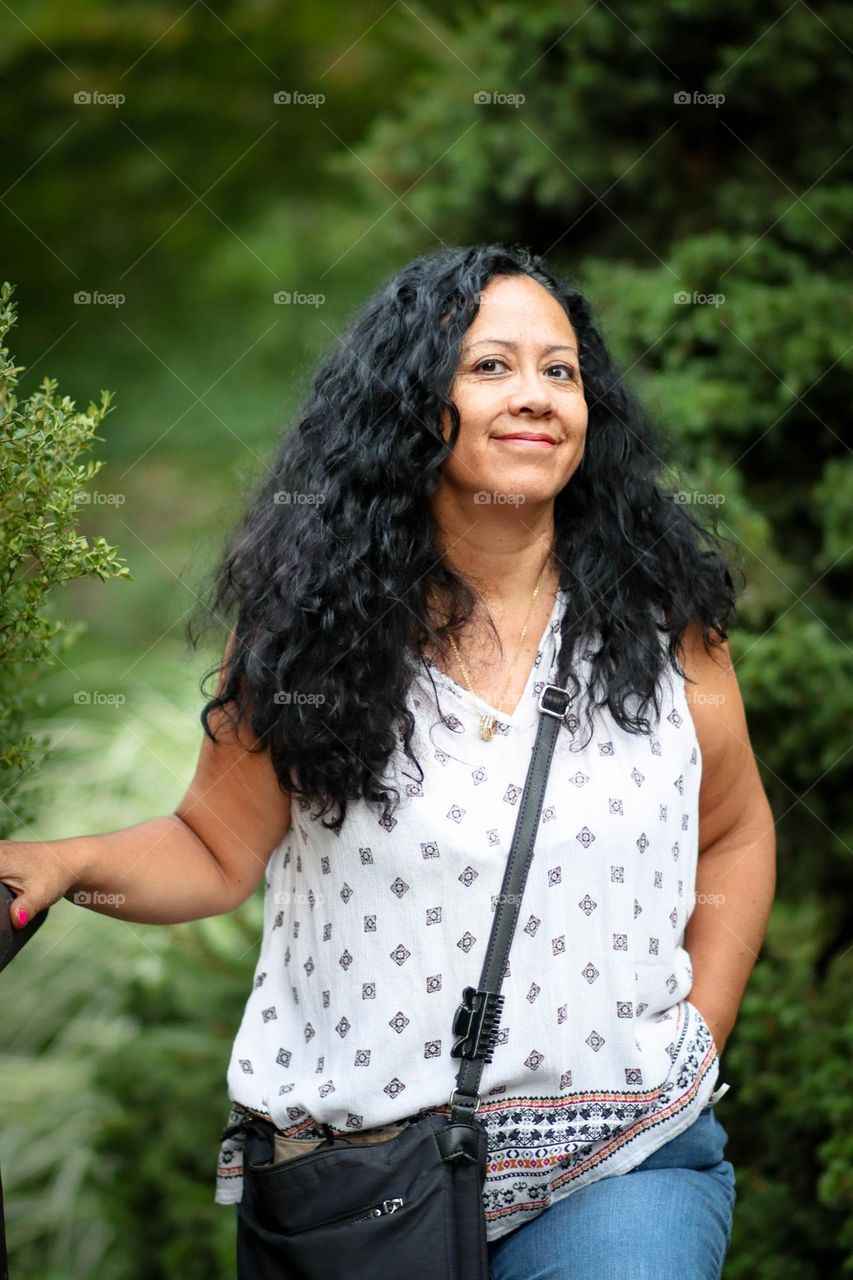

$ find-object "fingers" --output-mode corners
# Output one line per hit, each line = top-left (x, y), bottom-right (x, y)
(1, 844), (71, 930)
(10, 895), (33, 928)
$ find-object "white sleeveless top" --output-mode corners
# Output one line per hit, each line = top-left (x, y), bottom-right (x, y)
(214, 587), (730, 1243)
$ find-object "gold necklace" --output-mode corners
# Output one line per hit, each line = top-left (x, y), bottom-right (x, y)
(445, 555), (552, 742)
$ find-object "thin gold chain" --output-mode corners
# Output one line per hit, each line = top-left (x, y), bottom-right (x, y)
(445, 553), (552, 741)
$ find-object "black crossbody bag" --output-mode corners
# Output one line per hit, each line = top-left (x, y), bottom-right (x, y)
(222, 683), (573, 1280)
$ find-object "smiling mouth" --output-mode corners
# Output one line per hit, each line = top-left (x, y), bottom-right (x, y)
(493, 434), (557, 447)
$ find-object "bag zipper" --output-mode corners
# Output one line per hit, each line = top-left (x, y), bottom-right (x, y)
(277, 1194), (406, 1236)
(341, 1197), (405, 1226)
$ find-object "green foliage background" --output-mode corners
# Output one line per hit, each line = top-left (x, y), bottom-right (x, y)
(1, 1), (851, 1276)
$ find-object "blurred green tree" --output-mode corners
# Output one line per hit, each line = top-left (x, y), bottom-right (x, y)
(2, 1), (850, 1277)
(327, 2), (853, 1273)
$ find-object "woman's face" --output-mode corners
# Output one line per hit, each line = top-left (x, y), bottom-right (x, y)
(438, 274), (588, 507)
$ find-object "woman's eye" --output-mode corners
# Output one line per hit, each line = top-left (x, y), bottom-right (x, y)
(473, 359), (577, 380)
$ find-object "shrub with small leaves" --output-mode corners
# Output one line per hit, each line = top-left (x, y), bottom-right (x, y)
(0, 280), (131, 835)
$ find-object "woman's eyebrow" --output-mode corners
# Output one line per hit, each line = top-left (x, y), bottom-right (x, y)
(464, 338), (578, 356)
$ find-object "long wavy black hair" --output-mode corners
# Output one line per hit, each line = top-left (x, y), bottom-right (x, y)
(188, 243), (742, 833)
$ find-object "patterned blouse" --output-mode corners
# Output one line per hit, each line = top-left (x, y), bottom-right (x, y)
(213, 587), (730, 1243)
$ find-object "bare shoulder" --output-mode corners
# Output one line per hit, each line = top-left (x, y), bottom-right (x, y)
(675, 621), (773, 852)
(675, 619), (734, 688)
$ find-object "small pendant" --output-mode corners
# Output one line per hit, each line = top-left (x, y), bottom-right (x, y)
(479, 714), (497, 742)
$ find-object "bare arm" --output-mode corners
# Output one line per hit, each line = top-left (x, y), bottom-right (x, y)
(679, 624), (777, 1058)
(2, 632), (292, 927)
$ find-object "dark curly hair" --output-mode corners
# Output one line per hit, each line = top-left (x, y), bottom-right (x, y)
(187, 243), (742, 834)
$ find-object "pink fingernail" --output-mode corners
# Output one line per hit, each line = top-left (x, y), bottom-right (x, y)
(16, 907), (29, 927)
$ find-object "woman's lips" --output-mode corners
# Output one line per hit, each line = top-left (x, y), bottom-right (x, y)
(493, 435), (556, 448)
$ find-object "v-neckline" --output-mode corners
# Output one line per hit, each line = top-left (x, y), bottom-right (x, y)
(421, 589), (565, 726)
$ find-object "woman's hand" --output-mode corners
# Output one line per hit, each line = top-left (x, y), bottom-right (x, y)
(0, 839), (81, 928)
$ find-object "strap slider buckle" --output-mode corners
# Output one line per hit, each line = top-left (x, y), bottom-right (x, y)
(450, 985), (505, 1062)
(537, 684), (572, 719)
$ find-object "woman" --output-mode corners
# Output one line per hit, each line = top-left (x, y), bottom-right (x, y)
(2, 244), (776, 1279)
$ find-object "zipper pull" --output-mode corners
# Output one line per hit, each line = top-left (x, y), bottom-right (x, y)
(349, 1195), (405, 1224)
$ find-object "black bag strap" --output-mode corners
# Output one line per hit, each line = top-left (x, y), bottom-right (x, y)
(448, 683), (573, 1122)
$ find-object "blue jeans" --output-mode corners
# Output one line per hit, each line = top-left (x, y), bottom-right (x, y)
(487, 1104), (736, 1280)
